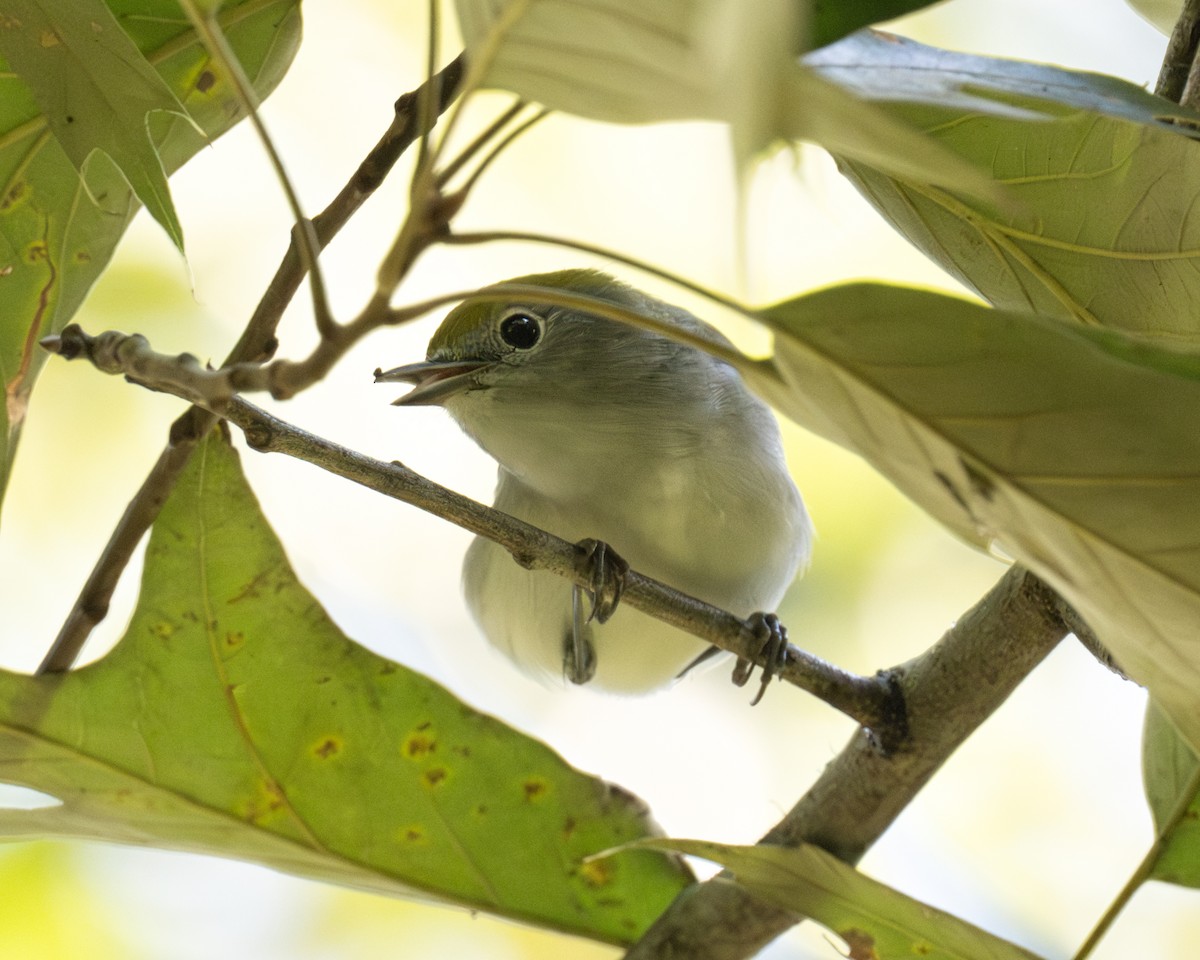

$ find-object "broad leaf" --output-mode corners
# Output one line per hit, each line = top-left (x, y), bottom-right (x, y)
(742, 283), (1200, 752)
(452, 0), (1004, 200)
(0, 0), (300, 513)
(1142, 701), (1200, 886)
(805, 31), (1200, 339)
(0, 432), (692, 943)
(1126, 0), (1181, 33)
(0, 0), (187, 248)
(639, 839), (1045, 960)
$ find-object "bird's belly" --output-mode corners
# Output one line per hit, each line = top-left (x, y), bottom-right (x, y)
(463, 537), (714, 692)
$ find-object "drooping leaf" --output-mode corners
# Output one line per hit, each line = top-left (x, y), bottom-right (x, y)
(805, 31), (1200, 339)
(1142, 701), (1200, 887)
(0, 0), (300, 514)
(1126, 0), (1181, 34)
(0, 432), (692, 943)
(451, 0), (1004, 200)
(739, 283), (1200, 752)
(637, 839), (1046, 960)
(0, 0), (188, 248)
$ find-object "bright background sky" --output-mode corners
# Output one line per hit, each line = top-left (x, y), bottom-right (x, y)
(0, 1), (1191, 958)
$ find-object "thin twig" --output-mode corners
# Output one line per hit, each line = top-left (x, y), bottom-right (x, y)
(41, 325), (905, 736)
(442, 108), (550, 202)
(38, 57), (466, 674)
(1072, 754), (1200, 960)
(435, 100), (530, 187)
(443, 228), (755, 318)
(178, 0), (335, 335)
(625, 567), (1069, 960)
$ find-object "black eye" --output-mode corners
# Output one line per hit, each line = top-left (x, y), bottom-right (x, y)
(499, 313), (541, 350)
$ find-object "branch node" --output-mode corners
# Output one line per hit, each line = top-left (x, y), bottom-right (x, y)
(244, 423), (273, 451)
(866, 669), (909, 756)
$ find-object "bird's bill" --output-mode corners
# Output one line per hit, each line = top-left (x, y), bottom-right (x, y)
(374, 359), (489, 406)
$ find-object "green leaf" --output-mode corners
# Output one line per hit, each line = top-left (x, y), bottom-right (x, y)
(0, 0), (188, 249)
(743, 283), (1200, 752)
(0, 431), (691, 944)
(811, 0), (944, 49)
(1143, 701), (1200, 887)
(637, 839), (1046, 960)
(1126, 0), (1181, 33)
(0, 0), (300, 514)
(453, 0), (801, 143)
(451, 0), (1003, 201)
(805, 31), (1200, 339)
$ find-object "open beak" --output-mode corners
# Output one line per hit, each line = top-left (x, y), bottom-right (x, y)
(374, 359), (489, 406)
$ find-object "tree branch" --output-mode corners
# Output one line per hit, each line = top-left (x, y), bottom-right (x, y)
(37, 55), (466, 674)
(41, 326), (905, 736)
(624, 566), (1069, 960)
(1158, 0), (1200, 105)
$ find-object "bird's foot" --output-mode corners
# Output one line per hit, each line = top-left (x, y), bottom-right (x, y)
(564, 586), (597, 684)
(561, 539), (628, 685)
(677, 644), (725, 679)
(573, 538), (629, 623)
(732, 612), (789, 706)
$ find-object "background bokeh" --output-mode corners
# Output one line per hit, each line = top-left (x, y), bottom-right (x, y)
(0, 1), (1188, 957)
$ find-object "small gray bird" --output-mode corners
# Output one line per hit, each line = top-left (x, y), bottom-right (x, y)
(378, 269), (811, 693)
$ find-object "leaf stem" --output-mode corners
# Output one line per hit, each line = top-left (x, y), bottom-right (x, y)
(443, 228), (756, 319)
(178, 0), (335, 336)
(1072, 758), (1200, 960)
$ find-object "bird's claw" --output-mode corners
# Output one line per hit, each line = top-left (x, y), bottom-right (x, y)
(562, 539), (628, 685)
(732, 612), (790, 706)
(573, 538), (628, 624)
(565, 586), (598, 685)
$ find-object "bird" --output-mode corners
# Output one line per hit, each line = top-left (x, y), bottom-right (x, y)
(376, 269), (811, 694)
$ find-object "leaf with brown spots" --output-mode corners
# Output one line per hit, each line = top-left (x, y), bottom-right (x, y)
(0, 0), (299, 512)
(0, 432), (691, 945)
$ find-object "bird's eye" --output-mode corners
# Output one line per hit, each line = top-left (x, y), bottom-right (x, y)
(499, 313), (542, 350)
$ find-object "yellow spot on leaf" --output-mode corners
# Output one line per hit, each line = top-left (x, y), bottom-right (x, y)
(402, 731), (437, 759)
(423, 768), (448, 788)
(1, 179), (28, 212)
(151, 621), (175, 641)
(578, 859), (613, 889)
(398, 825), (427, 844)
(39, 29), (59, 47)
(224, 630), (245, 650)
(522, 778), (549, 802)
(238, 780), (287, 825)
(24, 240), (47, 264)
(312, 736), (342, 760)
(839, 929), (879, 960)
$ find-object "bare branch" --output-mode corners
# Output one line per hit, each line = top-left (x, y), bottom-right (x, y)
(625, 567), (1069, 960)
(42, 325), (905, 735)
(1158, 0), (1200, 103)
